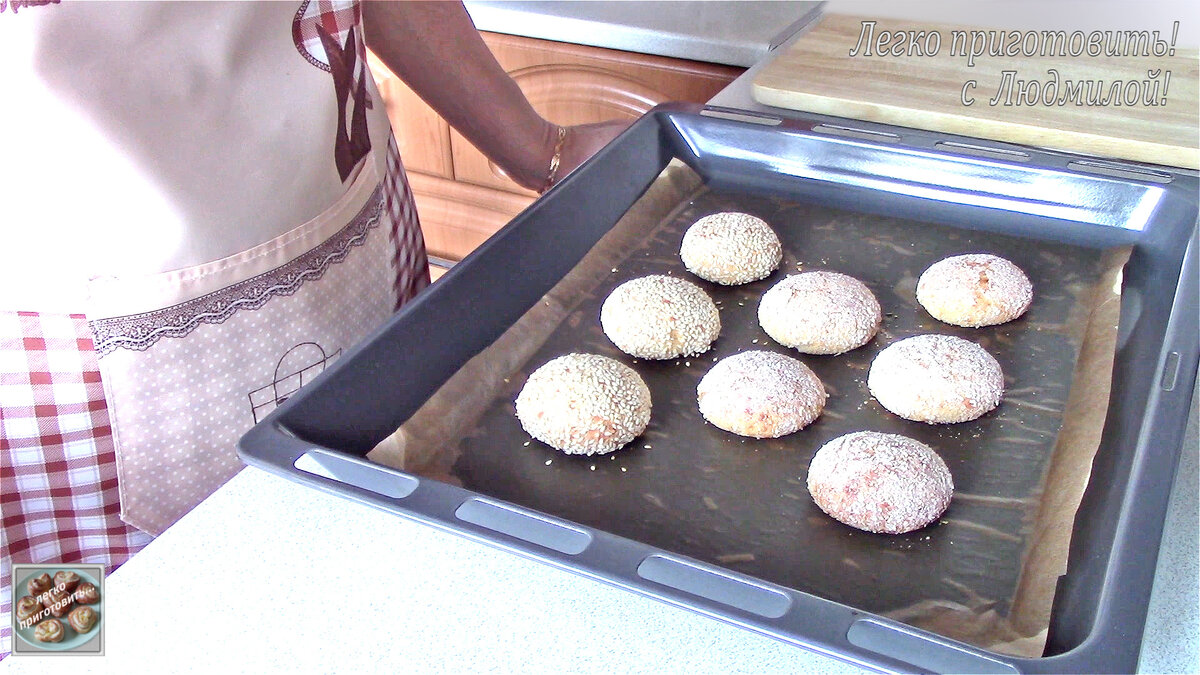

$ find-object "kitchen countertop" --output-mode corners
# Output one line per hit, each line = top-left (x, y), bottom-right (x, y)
(463, 1), (823, 67)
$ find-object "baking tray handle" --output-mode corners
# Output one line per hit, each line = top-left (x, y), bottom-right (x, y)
(241, 416), (1021, 673)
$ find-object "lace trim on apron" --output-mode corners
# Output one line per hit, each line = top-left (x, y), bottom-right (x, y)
(89, 186), (385, 357)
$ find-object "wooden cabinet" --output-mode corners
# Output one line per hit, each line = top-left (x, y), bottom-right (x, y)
(369, 32), (742, 270)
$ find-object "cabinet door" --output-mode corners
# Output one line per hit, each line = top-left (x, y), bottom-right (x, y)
(367, 52), (453, 179)
(450, 33), (742, 196)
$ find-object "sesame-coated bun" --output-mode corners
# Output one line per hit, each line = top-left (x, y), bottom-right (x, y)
(758, 271), (882, 355)
(697, 350), (826, 438)
(680, 212), (782, 285)
(600, 275), (720, 360)
(868, 335), (1003, 424)
(807, 431), (953, 534)
(917, 254), (1033, 327)
(515, 353), (651, 455)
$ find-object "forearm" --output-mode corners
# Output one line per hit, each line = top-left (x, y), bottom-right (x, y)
(362, 1), (556, 190)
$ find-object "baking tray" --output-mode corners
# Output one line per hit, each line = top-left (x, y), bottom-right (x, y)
(239, 103), (1199, 673)
(436, 176), (1124, 657)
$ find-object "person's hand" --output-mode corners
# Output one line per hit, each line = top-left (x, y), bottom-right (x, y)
(364, 1), (634, 196)
(549, 119), (633, 191)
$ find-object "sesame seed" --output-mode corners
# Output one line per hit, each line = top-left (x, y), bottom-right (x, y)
(590, 465), (596, 471)
(679, 212), (782, 285)
(916, 254), (1032, 327)
(867, 335), (1002, 423)
(600, 275), (721, 360)
(697, 351), (826, 438)
(808, 432), (953, 534)
(758, 272), (882, 355)
(545, 459), (552, 465)
(514, 354), (652, 455)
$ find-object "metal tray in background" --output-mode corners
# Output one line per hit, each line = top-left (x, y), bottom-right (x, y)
(239, 104), (1199, 674)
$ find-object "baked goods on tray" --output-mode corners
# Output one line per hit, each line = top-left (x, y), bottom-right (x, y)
(758, 271), (882, 355)
(16, 596), (42, 623)
(697, 350), (826, 438)
(26, 572), (52, 597)
(868, 334), (1004, 424)
(917, 253), (1033, 327)
(808, 431), (954, 534)
(68, 605), (100, 633)
(74, 582), (101, 605)
(53, 570), (80, 593)
(600, 275), (720, 359)
(42, 586), (75, 618)
(33, 618), (65, 643)
(680, 211), (782, 285)
(516, 353), (651, 455)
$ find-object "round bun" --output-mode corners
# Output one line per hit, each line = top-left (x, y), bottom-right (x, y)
(53, 571), (80, 593)
(758, 271), (882, 355)
(68, 605), (99, 633)
(600, 275), (720, 360)
(807, 431), (953, 534)
(16, 596), (42, 622)
(74, 582), (101, 605)
(27, 573), (51, 597)
(917, 254), (1033, 327)
(680, 212), (782, 285)
(34, 618), (65, 643)
(868, 334), (1003, 424)
(515, 353), (651, 455)
(697, 350), (826, 438)
(42, 587), (74, 617)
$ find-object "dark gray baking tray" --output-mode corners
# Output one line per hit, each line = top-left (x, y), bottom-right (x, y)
(239, 103), (1198, 674)
(447, 180), (1119, 650)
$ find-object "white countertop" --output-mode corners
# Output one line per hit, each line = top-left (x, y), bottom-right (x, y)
(463, 1), (823, 67)
(0, 469), (862, 673)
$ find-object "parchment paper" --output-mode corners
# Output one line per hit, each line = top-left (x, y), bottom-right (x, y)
(368, 161), (1129, 657)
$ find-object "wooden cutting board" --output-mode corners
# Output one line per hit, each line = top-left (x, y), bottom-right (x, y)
(753, 14), (1199, 169)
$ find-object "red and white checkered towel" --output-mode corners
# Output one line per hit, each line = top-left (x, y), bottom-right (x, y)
(0, 311), (153, 660)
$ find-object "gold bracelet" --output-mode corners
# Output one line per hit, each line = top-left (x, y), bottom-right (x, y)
(541, 125), (567, 194)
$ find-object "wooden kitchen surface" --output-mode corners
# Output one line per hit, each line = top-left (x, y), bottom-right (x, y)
(753, 14), (1199, 169)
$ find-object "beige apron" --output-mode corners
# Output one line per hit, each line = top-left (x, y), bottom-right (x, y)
(1, 0), (428, 535)
(87, 155), (408, 534)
